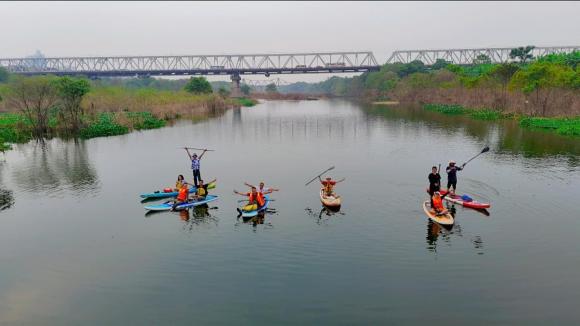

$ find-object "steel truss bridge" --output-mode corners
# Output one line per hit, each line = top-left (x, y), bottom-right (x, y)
(386, 46), (580, 65)
(0, 51), (379, 77)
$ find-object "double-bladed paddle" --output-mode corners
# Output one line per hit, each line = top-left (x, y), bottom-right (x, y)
(305, 166), (335, 186)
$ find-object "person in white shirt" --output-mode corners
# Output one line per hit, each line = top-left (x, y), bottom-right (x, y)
(244, 181), (279, 195)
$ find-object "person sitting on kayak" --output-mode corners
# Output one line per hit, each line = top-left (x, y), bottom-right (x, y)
(192, 178), (217, 200)
(244, 181), (279, 195)
(319, 176), (345, 196)
(172, 182), (190, 211)
(234, 187), (266, 212)
(185, 148), (208, 188)
(431, 191), (450, 215)
(446, 160), (465, 193)
(428, 166), (441, 207)
(175, 174), (185, 191)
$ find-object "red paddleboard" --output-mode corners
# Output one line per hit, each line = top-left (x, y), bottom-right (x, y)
(438, 189), (491, 209)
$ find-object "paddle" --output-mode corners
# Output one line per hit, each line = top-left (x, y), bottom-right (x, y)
(462, 146), (490, 168)
(182, 147), (215, 151)
(305, 166), (335, 186)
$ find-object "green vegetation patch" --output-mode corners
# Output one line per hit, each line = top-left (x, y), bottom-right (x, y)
(235, 97), (257, 107)
(125, 112), (166, 130)
(0, 113), (32, 143)
(469, 109), (511, 121)
(80, 113), (129, 139)
(423, 104), (466, 115)
(519, 116), (580, 136)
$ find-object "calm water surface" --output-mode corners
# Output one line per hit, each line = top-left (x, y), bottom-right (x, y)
(1, 100), (579, 325)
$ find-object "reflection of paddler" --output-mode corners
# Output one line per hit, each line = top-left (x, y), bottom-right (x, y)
(179, 209), (190, 222)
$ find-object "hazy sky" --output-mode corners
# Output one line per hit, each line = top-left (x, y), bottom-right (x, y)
(1, 1), (578, 82)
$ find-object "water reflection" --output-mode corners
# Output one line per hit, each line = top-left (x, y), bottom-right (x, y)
(304, 206), (346, 225)
(366, 104), (580, 163)
(0, 161), (15, 212)
(180, 205), (220, 232)
(10, 139), (100, 197)
(235, 211), (274, 231)
(0, 189), (14, 212)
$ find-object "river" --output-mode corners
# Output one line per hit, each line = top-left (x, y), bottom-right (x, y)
(1, 99), (579, 325)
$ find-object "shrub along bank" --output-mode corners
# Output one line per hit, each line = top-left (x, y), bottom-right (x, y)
(423, 104), (580, 136)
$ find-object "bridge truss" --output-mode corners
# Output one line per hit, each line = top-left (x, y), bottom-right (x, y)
(0, 52), (380, 77)
(386, 46), (580, 65)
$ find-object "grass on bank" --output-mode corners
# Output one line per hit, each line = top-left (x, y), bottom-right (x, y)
(519, 117), (580, 136)
(423, 103), (580, 136)
(233, 97), (258, 107)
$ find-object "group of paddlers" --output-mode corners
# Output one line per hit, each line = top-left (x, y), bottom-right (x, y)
(427, 160), (464, 215)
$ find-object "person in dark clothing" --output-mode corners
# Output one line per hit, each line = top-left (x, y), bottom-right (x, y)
(428, 166), (441, 208)
(446, 160), (464, 193)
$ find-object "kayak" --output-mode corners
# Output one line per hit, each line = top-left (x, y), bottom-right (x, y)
(144, 195), (218, 211)
(422, 201), (454, 226)
(438, 189), (491, 209)
(237, 195), (270, 218)
(320, 189), (341, 208)
(140, 181), (216, 199)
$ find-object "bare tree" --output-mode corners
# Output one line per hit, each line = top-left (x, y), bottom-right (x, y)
(8, 76), (59, 136)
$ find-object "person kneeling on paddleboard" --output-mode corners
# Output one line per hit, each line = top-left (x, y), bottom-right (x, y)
(431, 191), (450, 215)
(428, 166), (441, 208)
(172, 182), (190, 211)
(192, 178), (216, 201)
(446, 160), (464, 193)
(234, 187), (265, 213)
(319, 176), (344, 196)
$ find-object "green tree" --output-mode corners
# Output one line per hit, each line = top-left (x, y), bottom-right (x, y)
(488, 63), (520, 108)
(265, 83), (277, 93)
(0, 67), (9, 83)
(432, 59), (451, 70)
(398, 60), (426, 77)
(184, 77), (212, 94)
(510, 46), (535, 64)
(241, 83), (251, 96)
(510, 61), (575, 115)
(7, 76), (59, 136)
(473, 54), (492, 65)
(217, 87), (230, 98)
(55, 77), (91, 132)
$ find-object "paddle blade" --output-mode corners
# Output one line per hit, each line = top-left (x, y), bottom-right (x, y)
(481, 146), (490, 153)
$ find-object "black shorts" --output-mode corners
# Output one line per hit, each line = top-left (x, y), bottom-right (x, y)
(447, 181), (457, 190)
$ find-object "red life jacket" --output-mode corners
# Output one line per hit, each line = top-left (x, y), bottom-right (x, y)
(177, 187), (188, 201)
(249, 192), (265, 207)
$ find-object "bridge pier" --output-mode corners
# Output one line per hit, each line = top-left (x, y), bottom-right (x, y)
(230, 73), (242, 98)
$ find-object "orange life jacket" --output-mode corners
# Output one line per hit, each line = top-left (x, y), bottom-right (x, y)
(177, 187), (188, 201)
(249, 192), (265, 207)
(321, 180), (336, 194)
(432, 196), (444, 212)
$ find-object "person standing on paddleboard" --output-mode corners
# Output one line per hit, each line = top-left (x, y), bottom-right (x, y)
(185, 148), (208, 187)
(428, 166), (441, 208)
(446, 160), (464, 193)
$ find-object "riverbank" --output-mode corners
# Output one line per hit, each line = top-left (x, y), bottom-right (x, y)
(251, 92), (324, 101)
(0, 87), (245, 146)
(421, 103), (580, 136)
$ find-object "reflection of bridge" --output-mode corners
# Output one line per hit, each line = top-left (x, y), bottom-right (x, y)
(0, 51), (379, 97)
(386, 46), (580, 65)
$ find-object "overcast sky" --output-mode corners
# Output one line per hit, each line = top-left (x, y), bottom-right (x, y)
(1, 1), (578, 82)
